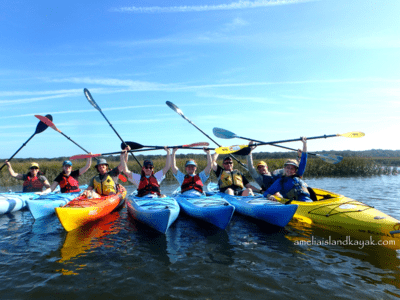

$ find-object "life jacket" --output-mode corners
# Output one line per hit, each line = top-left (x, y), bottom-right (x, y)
(22, 176), (45, 193)
(181, 174), (203, 194)
(58, 172), (80, 193)
(137, 175), (161, 197)
(218, 170), (244, 191)
(281, 176), (310, 200)
(93, 174), (117, 196)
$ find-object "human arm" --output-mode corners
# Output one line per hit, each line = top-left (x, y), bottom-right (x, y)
(162, 146), (171, 176)
(79, 155), (92, 176)
(41, 181), (59, 194)
(171, 148), (179, 175)
(203, 148), (212, 176)
(211, 152), (219, 172)
(297, 137), (308, 177)
(5, 160), (23, 180)
(263, 178), (282, 200)
(246, 142), (263, 186)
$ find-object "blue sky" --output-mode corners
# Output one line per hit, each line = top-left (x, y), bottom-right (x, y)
(1, 0), (399, 160)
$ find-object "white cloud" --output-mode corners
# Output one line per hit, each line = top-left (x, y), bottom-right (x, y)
(112, 0), (313, 13)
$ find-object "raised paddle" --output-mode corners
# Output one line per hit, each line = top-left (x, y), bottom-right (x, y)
(84, 88), (142, 168)
(166, 101), (249, 170)
(0, 114), (52, 172)
(213, 127), (344, 164)
(35, 115), (127, 182)
(121, 141), (210, 150)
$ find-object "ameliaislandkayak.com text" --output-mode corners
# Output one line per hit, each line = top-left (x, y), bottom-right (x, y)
(294, 236), (396, 249)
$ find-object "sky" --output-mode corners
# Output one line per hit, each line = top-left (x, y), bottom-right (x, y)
(1, 0), (399, 160)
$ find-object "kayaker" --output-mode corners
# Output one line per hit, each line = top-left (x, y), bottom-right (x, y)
(246, 141), (281, 193)
(121, 146), (171, 197)
(263, 137), (312, 202)
(171, 147), (212, 196)
(83, 152), (125, 198)
(5, 160), (51, 193)
(42, 157), (92, 194)
(211, 154), (261, 196)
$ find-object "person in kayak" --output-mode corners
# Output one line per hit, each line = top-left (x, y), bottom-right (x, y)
(42, 158), (92, 194)
(246, 141), (282, 193)
(263, 137), (312, 202)
(171, 147), (212, 196)
(121, 146), (171, 197)
(5, 161), (51, 193)
(82, 152), (125, 198)
(212, 154), (261, 196)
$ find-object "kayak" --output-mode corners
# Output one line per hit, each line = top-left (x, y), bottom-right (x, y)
(275, 187), (400, 239)
(207, 183), (298, 227)
(55, 185), (126, 232)
(172, 187), (235, 230)
(26, 185), (88, 220)
(0, 186), (61, 215)
(126, 195), (180, 234)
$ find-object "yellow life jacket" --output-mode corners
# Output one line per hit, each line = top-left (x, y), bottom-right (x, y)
(93, 174), (117, 196)
(218, 170), (244, 190)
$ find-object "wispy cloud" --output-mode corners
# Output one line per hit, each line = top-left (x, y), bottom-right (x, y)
(112, 0), (312, 13)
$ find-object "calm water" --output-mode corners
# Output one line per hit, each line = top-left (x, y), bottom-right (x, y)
(1, 176), (400, 300)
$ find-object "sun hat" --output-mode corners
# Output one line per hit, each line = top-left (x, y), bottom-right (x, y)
(257, 161), (267, 168)
(185, 160), (197, 167)
(284, 159), (299, 168)
(95, 158), (109, 167)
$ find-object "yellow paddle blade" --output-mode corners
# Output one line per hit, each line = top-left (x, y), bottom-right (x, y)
(215, 144), (248, 154)
(338, 132), (365, 138)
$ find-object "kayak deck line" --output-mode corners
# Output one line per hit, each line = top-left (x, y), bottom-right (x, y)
(306, 200), (374, 217)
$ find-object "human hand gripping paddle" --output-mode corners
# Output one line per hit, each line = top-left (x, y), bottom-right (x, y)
(212, 128), (365, 155)
(0, 114), (52, 172)
(165, 101), (250, 169)
(84, 88), (142, 168)
(69, 142), (215, 160)
(212, 127), (346, 164)
(34, 115), (127, 182)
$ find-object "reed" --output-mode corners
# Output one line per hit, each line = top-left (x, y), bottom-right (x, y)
(0, 155), (398, 189)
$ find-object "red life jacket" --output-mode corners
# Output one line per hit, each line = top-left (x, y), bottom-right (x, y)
(23, 176), (45, 193)
(181, 174), (203, 194)
(137, 175), (161, 197)
(59, 173), (81, 193)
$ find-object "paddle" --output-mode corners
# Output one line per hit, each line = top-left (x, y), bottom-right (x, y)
(35, 115), (127, 182)
(213, 127), (343, 164)
(84, 88), (142, 168)
(0, 114), (52, 172)
(166, 101), (249, 169)
(120, 141), (210, 150)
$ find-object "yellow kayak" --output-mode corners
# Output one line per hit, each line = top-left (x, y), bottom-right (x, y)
(276, 187), (400, 241)
(55, 185), (126, 232)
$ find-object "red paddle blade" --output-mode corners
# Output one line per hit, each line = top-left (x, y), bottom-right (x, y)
(118, 174), (127, 182)
(182, 142), (209, 147)
(70, 153), (102, 160)
(35, 115), (60, 133)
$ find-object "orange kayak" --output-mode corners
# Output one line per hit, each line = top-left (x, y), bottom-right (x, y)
(55, 185), (126, 232)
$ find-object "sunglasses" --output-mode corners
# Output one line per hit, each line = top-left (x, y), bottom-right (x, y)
(223, 162), (233, 165)
(144, 166), (154, 169)
(30, 167), (39, 170)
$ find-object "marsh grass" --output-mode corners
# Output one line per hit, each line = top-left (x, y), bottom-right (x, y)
(1, 156), (397, 189)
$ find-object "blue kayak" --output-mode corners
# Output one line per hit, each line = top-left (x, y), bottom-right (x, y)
(172, 187), (235, 230)
(0, 192), (40, 215)
(25, 185), (88, 219)
(207, 183), (298, 227)
(126, 195), (180, 234)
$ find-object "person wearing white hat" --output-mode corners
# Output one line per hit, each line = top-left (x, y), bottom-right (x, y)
(171, 147), (212, 197)
(5, 160), (50, 193)
(263, 137), (312, 202)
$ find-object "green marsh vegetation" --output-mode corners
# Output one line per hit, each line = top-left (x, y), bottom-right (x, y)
(1, 151), (398, 189)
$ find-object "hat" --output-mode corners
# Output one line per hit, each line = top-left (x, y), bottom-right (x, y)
(143, 159), (153, 167)
(257, 161), (267, 168)
(95, 158), (109, 167)
(284, 159), (299, 168)
(223, 156), (233, 162)
(185, 160), (197, 167)
(63, 160), (72, 167)
(30, 162), (39, 169)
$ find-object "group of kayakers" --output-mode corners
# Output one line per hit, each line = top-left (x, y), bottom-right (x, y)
(4, 136), (312, 202)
